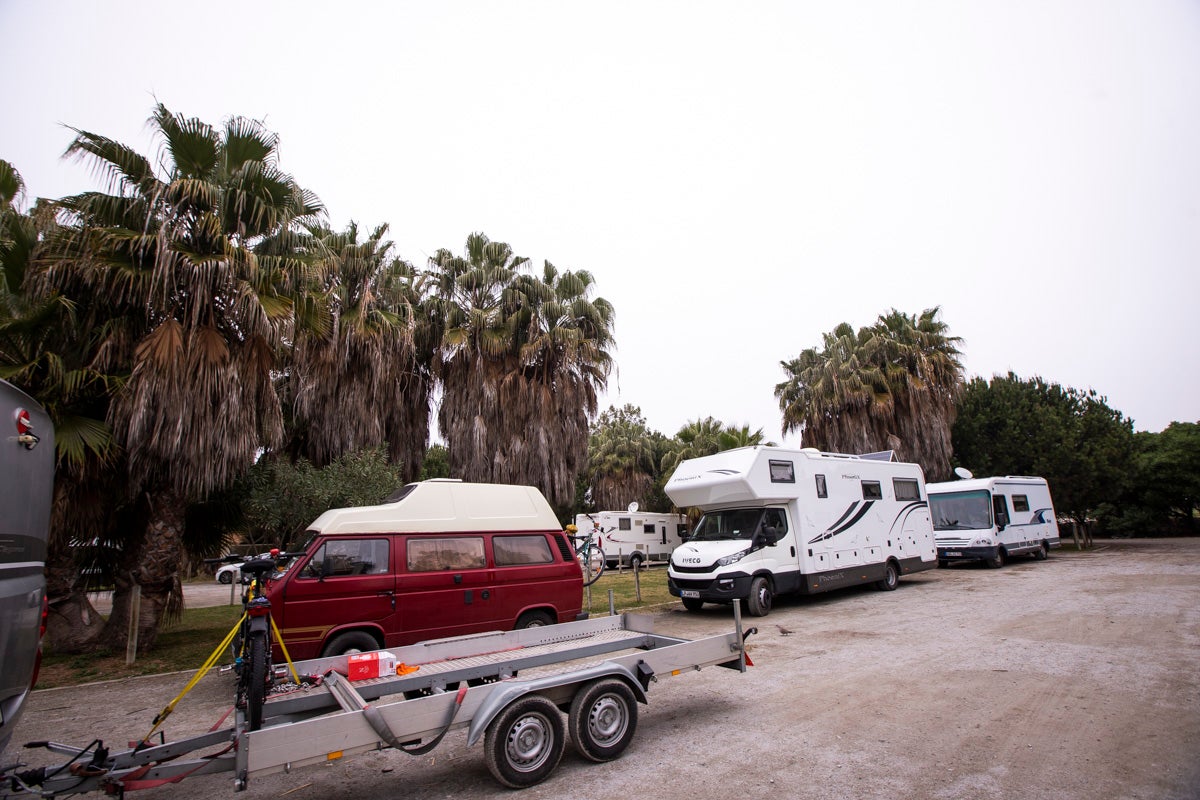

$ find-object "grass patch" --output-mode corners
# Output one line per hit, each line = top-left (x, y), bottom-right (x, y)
(36, 570), (682, 689)
(37, 605), (243, 690)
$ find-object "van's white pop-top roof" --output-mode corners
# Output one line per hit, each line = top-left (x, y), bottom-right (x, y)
(307, 480), (562, 535)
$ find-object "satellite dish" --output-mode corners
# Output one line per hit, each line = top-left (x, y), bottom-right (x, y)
(627, 501), (640, 513)
(954, 467), (974, 480)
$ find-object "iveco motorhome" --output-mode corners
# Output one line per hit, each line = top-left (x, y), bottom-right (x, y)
(665, 446), (937, 616)
(927, 475), (1060, 567)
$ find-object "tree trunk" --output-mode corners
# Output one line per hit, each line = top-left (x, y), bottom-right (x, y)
(100, 488), (185, 653)
(43, 541), (105, 654)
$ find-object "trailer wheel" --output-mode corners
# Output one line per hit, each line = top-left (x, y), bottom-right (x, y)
(484, 695), (565, 788)
(321, 630), (380, 657)
(875, 560), (899, 591)
(745, 576), (773, 617)
(569, 678), (638, 762)
(682, 596), (704, 612)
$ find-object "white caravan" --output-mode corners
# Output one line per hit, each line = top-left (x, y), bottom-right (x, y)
(665, 446), (937, 616)
(575, 510), (689, 568)
(927, 475), (1060, 567)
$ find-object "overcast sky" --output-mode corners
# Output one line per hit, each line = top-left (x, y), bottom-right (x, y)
(3, 1), (1198, 446)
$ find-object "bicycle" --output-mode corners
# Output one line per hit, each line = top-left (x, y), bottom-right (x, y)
(569, 530), (606, 587)
(202, 550), (306, 731)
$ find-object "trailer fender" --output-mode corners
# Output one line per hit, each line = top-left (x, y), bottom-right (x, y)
(465, 662), (649, 746)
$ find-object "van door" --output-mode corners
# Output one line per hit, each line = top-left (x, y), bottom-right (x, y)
(398, 535), (494, 644)
(279, 536), (396, 659)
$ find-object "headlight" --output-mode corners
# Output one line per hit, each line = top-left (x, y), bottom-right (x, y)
(971, 536), (994, 547)
(716, 548), (751, 567)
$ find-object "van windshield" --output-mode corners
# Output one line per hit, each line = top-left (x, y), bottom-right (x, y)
(929, 490), (992, 531)
(691, 508), (770, 542)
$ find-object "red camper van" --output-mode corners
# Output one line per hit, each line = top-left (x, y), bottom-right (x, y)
(265, 480), (586, 660)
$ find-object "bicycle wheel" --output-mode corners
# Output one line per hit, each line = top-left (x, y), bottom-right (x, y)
(245, 632), (269, 731)
(580, 547), (606, 586)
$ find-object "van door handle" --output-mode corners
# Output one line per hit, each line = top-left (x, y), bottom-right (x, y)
(378, 590), (395, 610)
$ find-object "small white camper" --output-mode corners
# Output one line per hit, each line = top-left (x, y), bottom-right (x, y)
(574, 510), (689, 568)
(664, 446), (937, 616)
(926, 475), (1060, 567)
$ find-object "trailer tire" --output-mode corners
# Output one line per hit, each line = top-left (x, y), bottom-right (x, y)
(321, 630), (380, 657)
(745, 576), (773, 617)
(875, 560), (899, 591)
(484, 695), (565, 788)
(681, 596), (704, 612)
(569, 678), (638, 762)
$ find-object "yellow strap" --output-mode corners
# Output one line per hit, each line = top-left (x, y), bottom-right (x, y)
(270, 614), (301, 685)
(143, 613), (246, 742)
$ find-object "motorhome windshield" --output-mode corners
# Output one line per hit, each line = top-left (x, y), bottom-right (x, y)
(929, 490), (992, 531)
(691, 508), (769, 542)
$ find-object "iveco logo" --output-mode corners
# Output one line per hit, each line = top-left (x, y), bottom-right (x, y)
(680, 557), (703, 564)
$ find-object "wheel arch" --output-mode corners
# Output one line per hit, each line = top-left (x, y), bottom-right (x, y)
(466, 663), (648, 747)
(320, 623), (385, 653)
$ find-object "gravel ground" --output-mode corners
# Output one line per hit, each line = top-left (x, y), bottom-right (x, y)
(12, 538), (1200, 800)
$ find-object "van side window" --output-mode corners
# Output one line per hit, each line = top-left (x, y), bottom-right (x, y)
(862, 481), (883, 500)
(893, 478), (921, 501)
(493, 535), (554, 566)
(408, 537), (486, 571)
(1012, 494), (1030, 512)
(815, 474), (828, 498)
(303, 538), (389, 578)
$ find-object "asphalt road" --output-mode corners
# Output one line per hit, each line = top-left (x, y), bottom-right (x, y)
(17, 538), (1200, 800)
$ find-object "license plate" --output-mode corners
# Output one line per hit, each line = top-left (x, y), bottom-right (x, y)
(681, 590), (700, 599)
(945, 551), (962, 557)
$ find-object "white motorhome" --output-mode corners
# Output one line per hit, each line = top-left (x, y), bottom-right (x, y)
(665, 446), (937, 616)
(575, 510), (689, 568)
(927, 475), (1060, 567)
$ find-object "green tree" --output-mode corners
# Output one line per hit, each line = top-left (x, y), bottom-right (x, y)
(775, 307), (963, 480)
(1098, 422), (1200, 536)
(659, 417), (772, 477)
(585, 405), (660, 511)
(44, 104), (324, 649)
(951, 372), (1135, 541)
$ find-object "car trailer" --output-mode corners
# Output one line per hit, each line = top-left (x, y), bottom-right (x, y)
(3, 612), (754, 796)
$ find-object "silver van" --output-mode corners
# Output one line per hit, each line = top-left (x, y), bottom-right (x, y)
(0, 380), (54, 753)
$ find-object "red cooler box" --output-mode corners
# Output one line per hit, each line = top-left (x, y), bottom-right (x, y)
(347, 651), (398, 681)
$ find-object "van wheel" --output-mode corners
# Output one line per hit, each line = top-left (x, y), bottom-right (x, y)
(987, 550), (1006, 569)
(569, 679), (638, 762)
(875, 561), (899, 591)
(1034, 543), (1049, 561)
(516, 610), (554, 629)
(682, 596), (704, 612)
(321, 631), (380, 657)
(628, 552), (644, 571)
(484, 695), (565, 788)
(745, 576), (773, 617)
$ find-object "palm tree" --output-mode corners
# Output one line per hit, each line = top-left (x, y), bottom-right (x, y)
(432, 234), (614, 507)
(775, 307), (963, 479)
(660, 416), (727, 477)
(585, 405), (659, 511)
(286, 221), (431, 479)
(42, 104), (324, 649)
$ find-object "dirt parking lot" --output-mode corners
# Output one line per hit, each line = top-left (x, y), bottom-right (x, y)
(12, 538), (1200, 800)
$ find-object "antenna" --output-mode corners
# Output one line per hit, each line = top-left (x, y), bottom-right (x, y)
(954, 467), (974, 480)
(627, 501), (640, 513)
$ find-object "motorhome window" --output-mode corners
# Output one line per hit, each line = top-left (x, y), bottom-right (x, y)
(643, 523), (655, 534)
(383, 483), (418, 504)
(928, 490), (992, 531)
(862, 481), (883, 500)
(815, 474), (828, 498)
(407, 537), (486, 571)
(619, 517), (631, 531)
(893, 478), (921, 501)
(493, 535), (554, 566)
(303, 538), (389, 578)
(1013, 494), (1030, 512)
(769, 460), (796, 483)
(691, 508), (770, 541)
